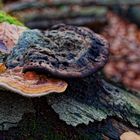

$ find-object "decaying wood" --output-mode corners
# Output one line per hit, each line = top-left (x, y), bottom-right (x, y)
(47, 75), (140, 128)
(3, 5), (108, 30)
(0, 75), (140, 139)
(3, 0), (140, 12)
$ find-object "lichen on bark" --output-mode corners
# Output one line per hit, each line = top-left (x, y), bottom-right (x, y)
(47, 75), (140, 127)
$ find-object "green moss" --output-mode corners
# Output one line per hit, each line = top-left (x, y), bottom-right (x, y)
(0, 11), (24, 26)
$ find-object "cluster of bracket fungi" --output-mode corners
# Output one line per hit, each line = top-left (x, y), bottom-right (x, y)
(0, 21), (109, 97)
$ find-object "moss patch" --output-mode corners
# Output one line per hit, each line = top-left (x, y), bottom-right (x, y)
(0, 11), (24, 26)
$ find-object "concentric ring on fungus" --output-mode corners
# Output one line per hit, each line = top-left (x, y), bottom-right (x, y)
(21, 24), (109, 78)
(0, 67), (67, 97)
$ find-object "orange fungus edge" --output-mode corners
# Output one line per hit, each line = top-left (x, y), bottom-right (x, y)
(0, 69), (68, 97)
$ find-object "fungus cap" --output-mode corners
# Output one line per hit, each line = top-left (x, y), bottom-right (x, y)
(24, 24), (109, 78)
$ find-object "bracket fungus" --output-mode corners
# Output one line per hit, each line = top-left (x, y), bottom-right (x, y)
(0, 67), (67, 97)
(0, 22), (109, 97)
(0, 21), (68, 97)
(6, 24), (109, 78)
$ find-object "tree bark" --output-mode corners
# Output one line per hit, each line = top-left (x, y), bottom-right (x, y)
(1, 75), (139, 139)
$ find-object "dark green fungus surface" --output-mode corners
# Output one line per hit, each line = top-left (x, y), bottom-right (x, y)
(6, 24), (109, 78)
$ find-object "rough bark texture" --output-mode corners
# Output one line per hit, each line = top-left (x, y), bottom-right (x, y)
(0, 75), (139, 140)
(2, 0), (109, 30)
(0, 90), (35, 131)
(3, 0), (140, 12)
(47, 75), (140, 127)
